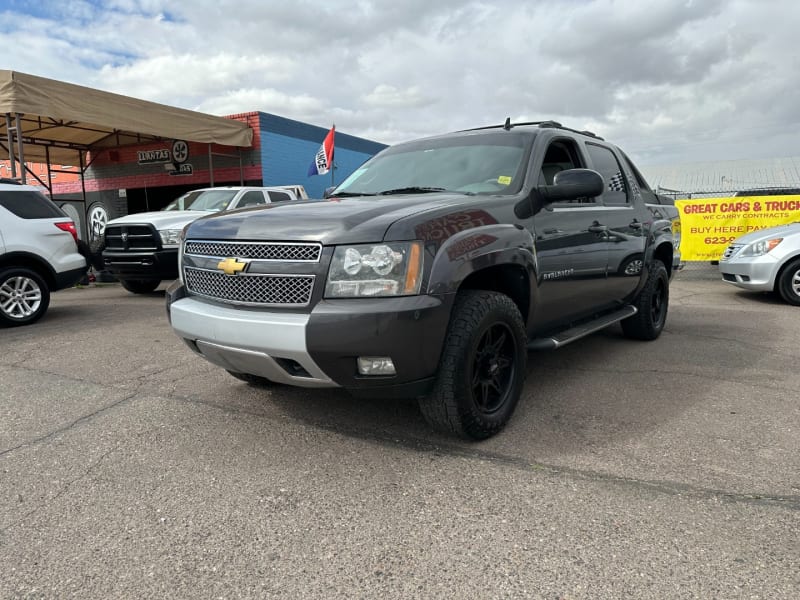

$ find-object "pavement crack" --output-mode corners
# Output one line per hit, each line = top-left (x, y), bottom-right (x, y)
(0, 448), (116, 535)
(0, 391), (139, 459)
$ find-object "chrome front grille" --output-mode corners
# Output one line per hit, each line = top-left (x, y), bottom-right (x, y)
(185, 241), (321, 262)
(721, 244), (742, 261)
(184, 268), (314, 306)
(105, 224), (159, 251)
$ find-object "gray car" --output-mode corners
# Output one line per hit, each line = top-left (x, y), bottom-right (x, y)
(719, 221), (800, 305)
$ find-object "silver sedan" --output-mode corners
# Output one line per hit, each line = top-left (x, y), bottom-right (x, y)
(719, 222), (800, 305)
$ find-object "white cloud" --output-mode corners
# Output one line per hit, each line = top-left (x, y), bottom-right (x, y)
(2, 0), (800, 164)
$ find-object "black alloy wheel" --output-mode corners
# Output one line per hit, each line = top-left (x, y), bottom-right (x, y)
(419, 290), (527, 440)
(621, 259), (669, 340)
(470, 322), (517, 415)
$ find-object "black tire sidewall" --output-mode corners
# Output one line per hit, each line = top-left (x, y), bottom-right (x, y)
(120, 279), (161, 294)
(0, 267), (51, 327)
(424, 291), (527, 439)
(777, 258), (800, 306)
(622, 259), (669, 340)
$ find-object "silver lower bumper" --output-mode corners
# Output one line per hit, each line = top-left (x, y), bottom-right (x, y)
(170, 297), (337, 388)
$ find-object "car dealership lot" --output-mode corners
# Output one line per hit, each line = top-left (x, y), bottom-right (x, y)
(1, 277), (798, 599)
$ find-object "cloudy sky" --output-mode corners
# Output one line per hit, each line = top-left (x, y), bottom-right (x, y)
(1, 0), (798, 166)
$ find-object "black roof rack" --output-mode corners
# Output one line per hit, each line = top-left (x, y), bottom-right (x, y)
(463, 119), (603, 140)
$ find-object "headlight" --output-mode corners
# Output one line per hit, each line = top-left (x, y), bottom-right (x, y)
(740, 238), (783, 257)
(325, 242), (423, 298)
(159, 229), (183, 246)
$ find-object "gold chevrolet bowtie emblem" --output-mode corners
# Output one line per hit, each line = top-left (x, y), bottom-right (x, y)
(217, 257), (247, 276)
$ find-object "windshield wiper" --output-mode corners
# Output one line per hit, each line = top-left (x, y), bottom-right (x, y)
(377, 187), (447, 195)
(328, 191), (374, 198)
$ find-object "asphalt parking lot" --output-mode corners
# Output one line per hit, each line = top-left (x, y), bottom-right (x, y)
(1, 275), (798, 599)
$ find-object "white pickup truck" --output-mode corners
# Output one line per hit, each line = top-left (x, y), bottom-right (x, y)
(99, 186), (300, 293)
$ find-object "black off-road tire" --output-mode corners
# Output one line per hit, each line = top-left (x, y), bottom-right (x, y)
(418, 290), (527, 440)
(226, 370), (274, 386)
(86, 235), (106, 271)
(621, 259), (669, 340)
(120, 279), (161, 294)
(0, 267), (51, 327)
(776, 257), (800, 306)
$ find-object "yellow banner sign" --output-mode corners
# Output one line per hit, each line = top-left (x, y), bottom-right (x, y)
(675, 195), (800, 261)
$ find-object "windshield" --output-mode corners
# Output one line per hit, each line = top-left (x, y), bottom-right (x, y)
(162, 190), (238, 212)
(332, 132), (531, 197)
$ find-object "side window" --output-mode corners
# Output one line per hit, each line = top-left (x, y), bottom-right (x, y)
(0, 190), (65, 218)
(618, 150), (651, 195)
(586, 143), (629, 205)
(237, 191), (267, 208)
(539, 140), (596, 205)
(267, 191), (293, 203)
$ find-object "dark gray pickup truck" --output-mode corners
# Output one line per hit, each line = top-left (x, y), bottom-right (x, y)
(166, 120), (681, 439)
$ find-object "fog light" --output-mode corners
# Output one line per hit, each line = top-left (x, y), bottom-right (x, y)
(357, 356), (396, 376)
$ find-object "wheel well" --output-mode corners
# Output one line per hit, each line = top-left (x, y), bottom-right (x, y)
(459, 264), (529, 322)
(653, 242), (673, 274)
(0, 253), (56, 288)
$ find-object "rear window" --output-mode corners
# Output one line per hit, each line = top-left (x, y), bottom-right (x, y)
(268, 191), (293, 203)
(0, 190), (66, 218)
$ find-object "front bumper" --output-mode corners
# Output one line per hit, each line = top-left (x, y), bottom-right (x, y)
(103, 248), (178, 281)
(719, 254), (779, 291)
(166, 282), (451, 397)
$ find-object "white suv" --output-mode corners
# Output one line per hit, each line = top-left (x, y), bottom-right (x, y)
(0, 180), (88, 326)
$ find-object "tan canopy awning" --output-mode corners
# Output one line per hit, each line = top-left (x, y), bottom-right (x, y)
(0, 70), (253, 166)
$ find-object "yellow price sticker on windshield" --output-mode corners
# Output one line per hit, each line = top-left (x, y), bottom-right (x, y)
(497, 176), (512, 185)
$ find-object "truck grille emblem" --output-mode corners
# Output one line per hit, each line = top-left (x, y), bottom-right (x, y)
(217, 257), (247, 276)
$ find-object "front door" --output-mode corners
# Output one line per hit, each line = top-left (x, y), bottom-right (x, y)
(527, 137), (612, 331)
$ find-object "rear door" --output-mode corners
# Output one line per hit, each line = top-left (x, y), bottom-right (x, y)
(583, 142), (647, 303)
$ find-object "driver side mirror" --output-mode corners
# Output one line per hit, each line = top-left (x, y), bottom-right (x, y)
(514, 168), (605, 219)
(323, 186), (336, 199)
(542, 168), (604, 203)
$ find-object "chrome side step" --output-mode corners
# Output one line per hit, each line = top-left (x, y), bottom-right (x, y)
(527, 306), (637, 350)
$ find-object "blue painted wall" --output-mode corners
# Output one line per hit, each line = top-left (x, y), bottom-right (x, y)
(258, 113), (387, 199)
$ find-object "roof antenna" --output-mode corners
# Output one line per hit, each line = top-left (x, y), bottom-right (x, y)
(503, 117), (512, 130)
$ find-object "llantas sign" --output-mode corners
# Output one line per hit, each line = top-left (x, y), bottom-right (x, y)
(137, 149), (171, 164)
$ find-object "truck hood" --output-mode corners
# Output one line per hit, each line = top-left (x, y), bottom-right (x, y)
(733, 221), (800, 245)
(185, 194), (479, 244)
(106, 210), (212, 230)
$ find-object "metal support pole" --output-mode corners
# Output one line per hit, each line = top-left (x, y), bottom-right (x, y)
(45, 146), (53, 197)
(6, 114), (17, 179)
(79, 150), (87, 212)
(15, 114), (25, 184)
(238, 148), (243, 186)
(208, 144), (214, 186)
